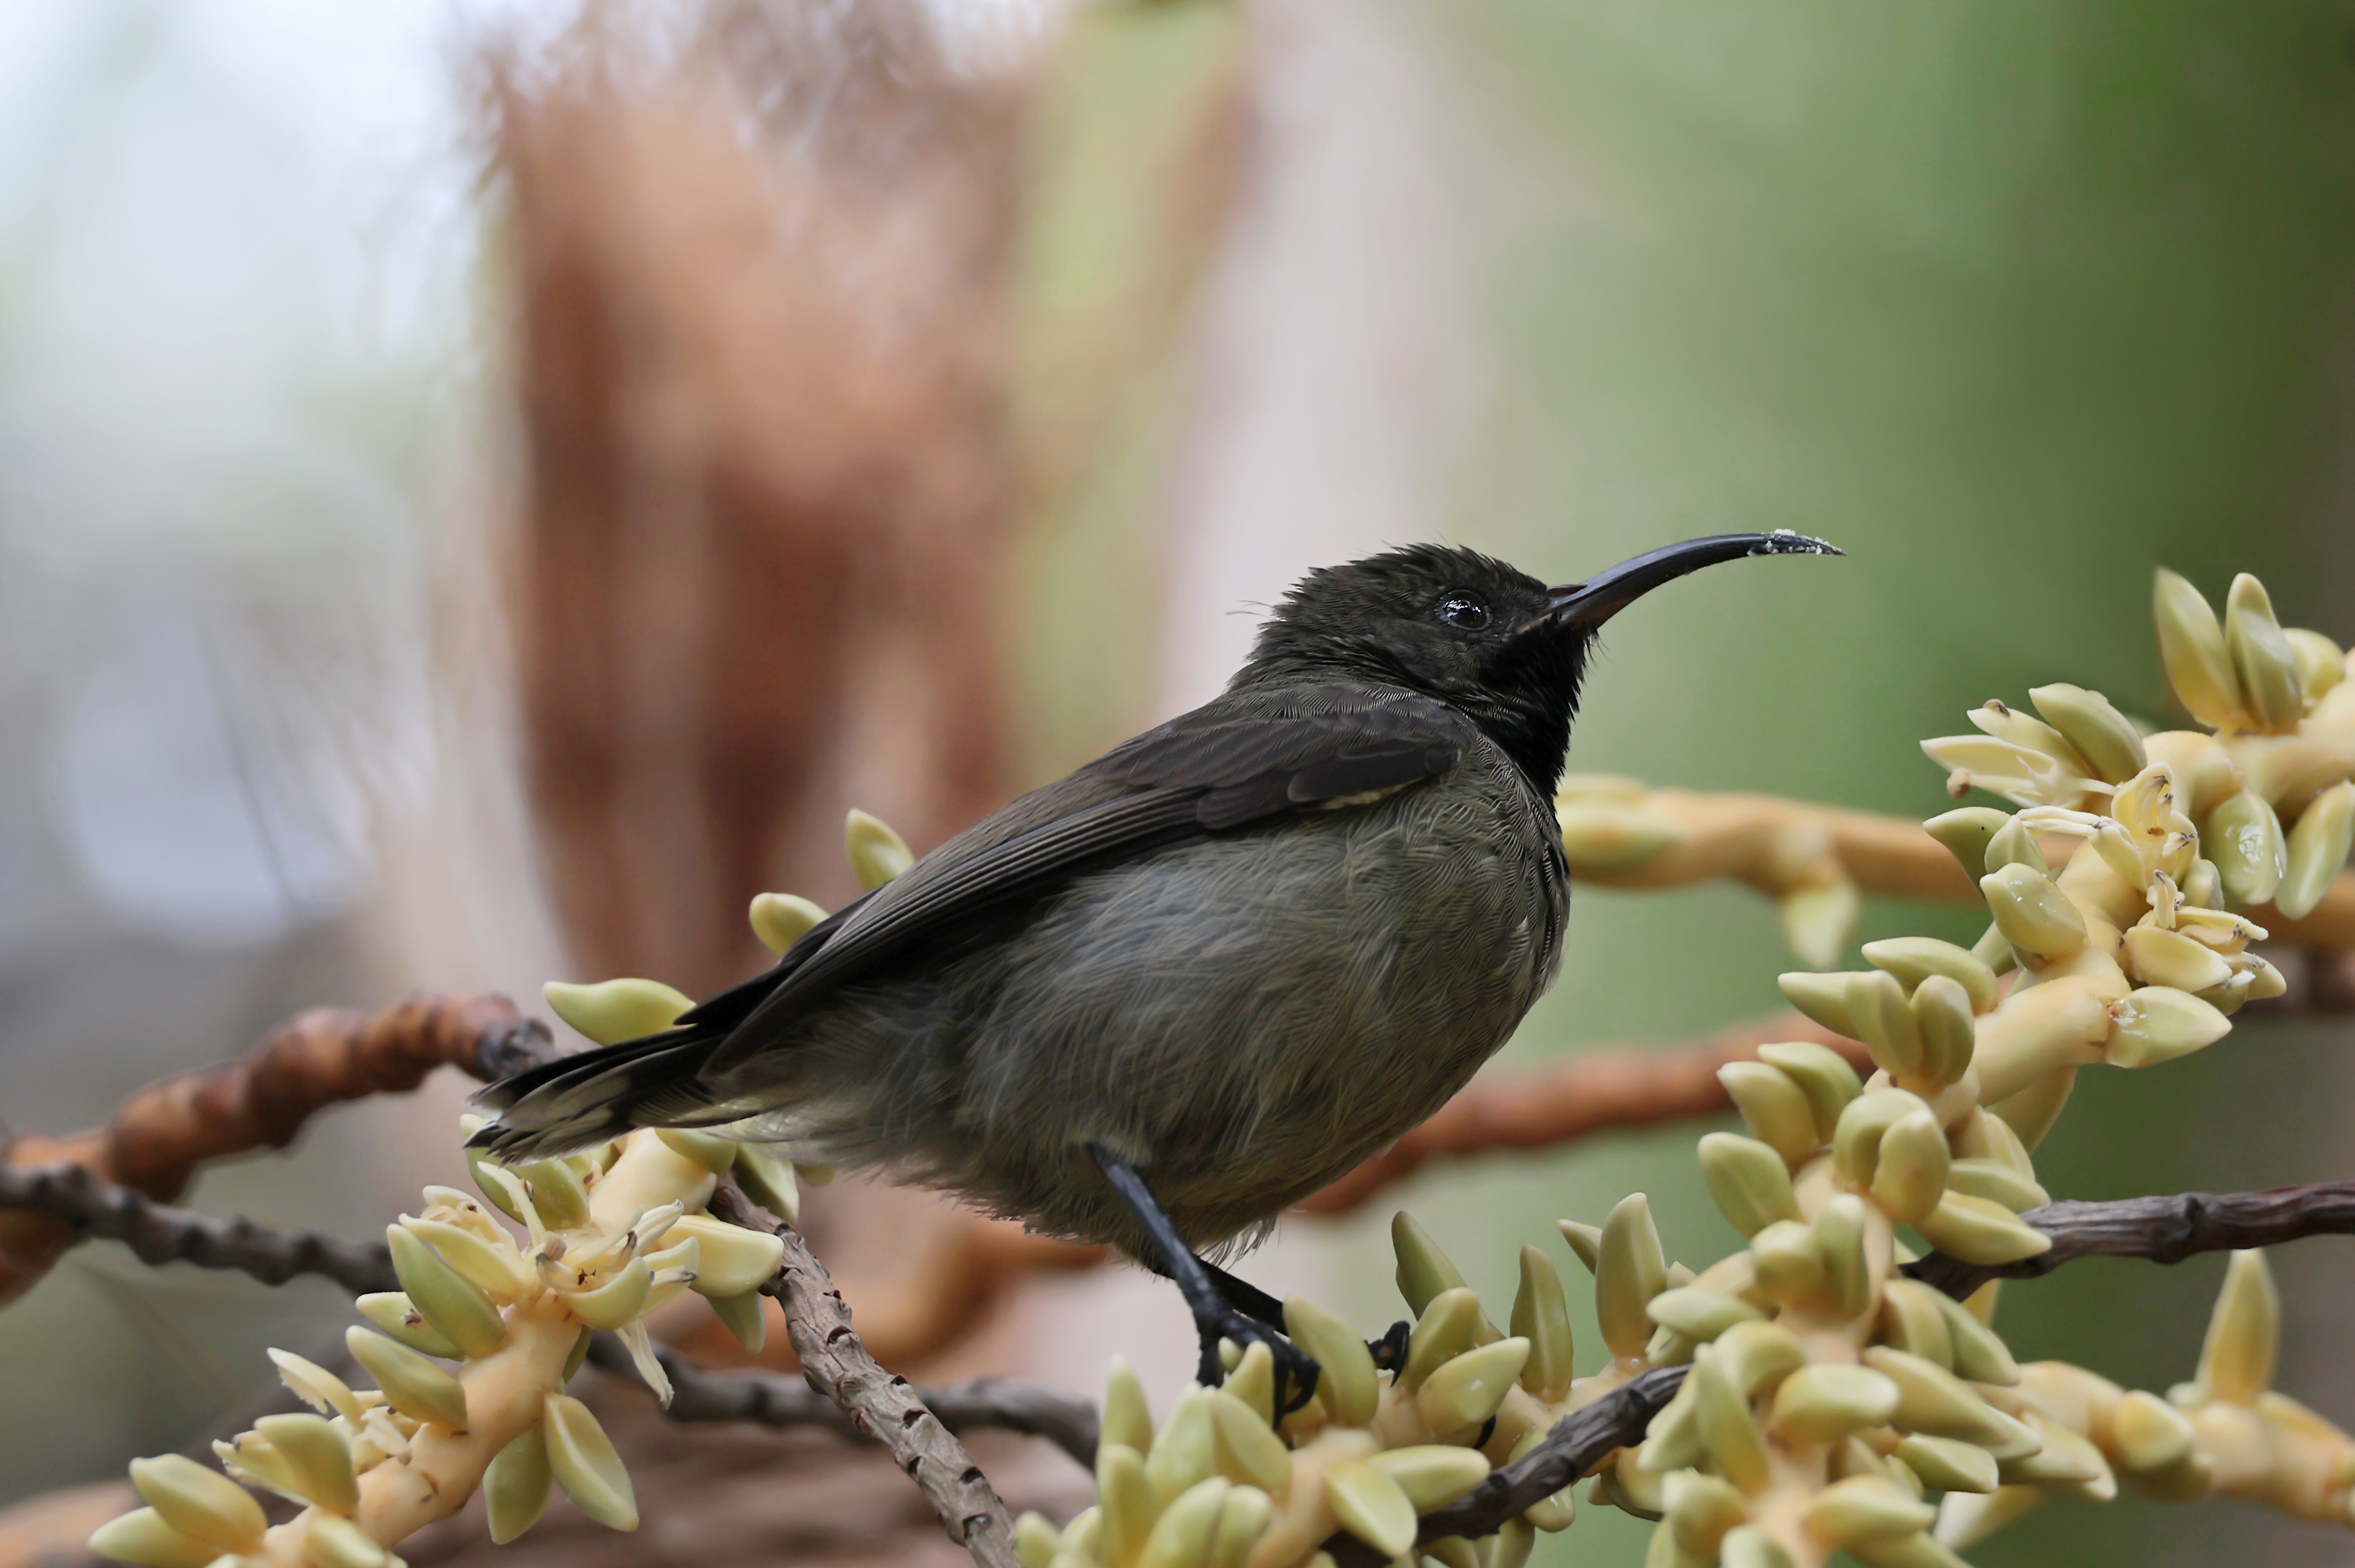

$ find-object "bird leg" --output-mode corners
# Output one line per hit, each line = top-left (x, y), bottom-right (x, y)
(1202, 1251), (1412, 1387)
(1199, 1256), (1287, 1328)
(1202, 1255), (1409, 1373)
(1090, 1146), (1321, 1413)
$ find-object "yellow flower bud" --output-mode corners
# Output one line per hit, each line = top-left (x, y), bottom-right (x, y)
(250, 1413), (358, 1515)
(1913, 1193), (2051, 1267)
(1511, 1245), (1575, 1402)
(2224, 574), (2305, 732)
(86, 1508), (218, 1568)
(845, 808), (915, 889)
(1802, 1476), (1934, 1547)
(2194, 1249), (2279, 1406)
(2153, 568), (2245, 729)
(485, 1424), (553, 1544)
(1597, 1193), (1669, 1358)
(2279, 779), (2355, 920)
(345, 1327), (469, 1428)
(1698, 1132), (1802, 1236)
(1769, 1363), (1901, 1443)
(1367, 1445), (1489, 1510)
(1870, 1110), (1952, 1225)
(544, 976), (692, 1046)
(1095, 1442), (1153, 1567)
(1324, 1462), (1415, 1559)
(1979, 863), (2087, 961)
(749, 891), (827, 956)
(1416, 1338), (1531, 1432)
(125, 1455), (265, 1555)
(2028, 684), (2146, 784)
(1719, 1061), (1820, 1164)
(544, 1394), (639, 1530)
(1923, 807), (2011, 881)
(2204, 790), (2287, 910)
(1755, 1041), (1863, 1140)
(1864, 936), (1999, 1014)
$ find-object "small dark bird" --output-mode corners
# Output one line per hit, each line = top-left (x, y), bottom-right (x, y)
(474, 533), (1836, 1398)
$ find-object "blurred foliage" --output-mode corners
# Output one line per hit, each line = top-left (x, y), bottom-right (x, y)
(0, 0), (471, 1505)
(1006, 0), (1250, 783)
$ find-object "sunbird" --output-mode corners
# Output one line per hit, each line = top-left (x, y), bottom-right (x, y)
(475, 532), (1838, 1403)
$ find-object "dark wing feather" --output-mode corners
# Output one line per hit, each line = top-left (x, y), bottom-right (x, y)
(468, 896), (874, 1115)
(694, 691), (1470, 1076)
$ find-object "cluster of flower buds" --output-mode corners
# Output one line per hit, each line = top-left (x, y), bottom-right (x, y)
(83, 808), (911, 1568)
(1926, 569), (2355, 923)
(80, 808), (932, 1568)
(86, 993), (815, 1568)
(1938, 1249), (2355, 1548)
(1012, 1338), (1499, 1568)
(89, 1109), (788, 1568)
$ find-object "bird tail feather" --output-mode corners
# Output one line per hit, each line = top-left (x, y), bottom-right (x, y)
(466, 905), (855, 1161)
(467, 1029), (734, 1161)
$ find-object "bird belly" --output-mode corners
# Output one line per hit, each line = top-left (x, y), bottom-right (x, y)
(743, 776), (1566, 1257)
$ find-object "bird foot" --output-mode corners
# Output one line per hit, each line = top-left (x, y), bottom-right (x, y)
(1193, 1304), (1322, 1417)
(1367, 1318), (1411, 1373)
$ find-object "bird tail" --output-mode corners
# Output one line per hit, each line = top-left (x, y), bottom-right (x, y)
(464, 1030), (732, 1161)
(466, 962), (796, 1160)
(469, 901), (860, 1161)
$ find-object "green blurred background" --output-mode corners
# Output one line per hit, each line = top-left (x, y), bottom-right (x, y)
(5, 2), (2355, 1564)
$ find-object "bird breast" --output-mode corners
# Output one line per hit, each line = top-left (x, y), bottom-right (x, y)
(953, 751), (1567, 1243)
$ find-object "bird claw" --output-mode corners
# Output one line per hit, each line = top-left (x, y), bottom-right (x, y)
(1192, 1306), (1322, 1417)
(1367, 1318), (1411, 1373)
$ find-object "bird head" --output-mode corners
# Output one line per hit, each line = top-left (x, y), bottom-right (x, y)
(1239, 533), (1840, 792)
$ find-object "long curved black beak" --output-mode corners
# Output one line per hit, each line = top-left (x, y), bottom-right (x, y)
(1537, 531), (1842, 632)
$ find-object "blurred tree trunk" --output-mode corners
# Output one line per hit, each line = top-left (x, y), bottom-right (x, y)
(494, 0), (1022, 997)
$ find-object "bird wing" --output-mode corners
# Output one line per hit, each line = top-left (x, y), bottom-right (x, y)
(693, 692), (1471, 1076)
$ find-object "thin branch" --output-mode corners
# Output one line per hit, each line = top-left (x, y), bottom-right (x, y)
(1, 992), (550, 1302)
(0, 1161), (397, 1296)
(1296, 1016), (1864, 1212)
(590, 1334), (1101, 1470)
(711, 1182), (1021, 1568)
(1905, 1181), (2355, 1299)
(1378, 1366), (1689, 1555)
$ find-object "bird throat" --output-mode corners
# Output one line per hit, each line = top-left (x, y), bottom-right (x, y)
(1467, 633), (1588, 797)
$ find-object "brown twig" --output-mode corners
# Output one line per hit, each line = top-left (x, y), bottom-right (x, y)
(1296, 1014), (1863, 1212)
(592, 1334), (1101, 1470)
(0, 992), (548, 1303)
(1905, 1181), (2355, 1299)
(0, 1161), (398, 1296)
(712, 1183), (1020, 1568)
(1330, 1365), (1688, 1561)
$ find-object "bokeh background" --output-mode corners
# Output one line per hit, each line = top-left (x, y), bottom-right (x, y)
(5, 2), (2355, 1564)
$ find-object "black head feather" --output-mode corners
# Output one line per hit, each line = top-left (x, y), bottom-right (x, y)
(1235, 544), (1588, 792)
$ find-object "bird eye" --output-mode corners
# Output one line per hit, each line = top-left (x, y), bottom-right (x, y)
(1436, 593), (1491, 631)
